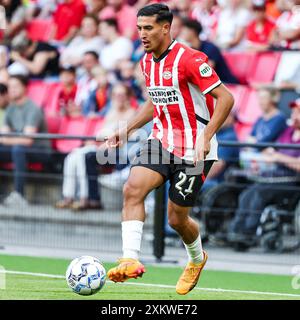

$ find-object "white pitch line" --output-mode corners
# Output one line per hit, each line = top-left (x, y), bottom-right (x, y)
(1, 269), (300, 298)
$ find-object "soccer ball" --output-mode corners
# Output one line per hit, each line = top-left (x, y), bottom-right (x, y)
(66, 256), (106, 295)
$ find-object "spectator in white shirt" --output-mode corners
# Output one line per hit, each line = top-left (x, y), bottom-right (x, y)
(60, 14), (104, 67)
(270, 0), (300, 50)
(214, 0), (252, 51)
(99, 18), (134, 71)
(75, 51), (100, 110)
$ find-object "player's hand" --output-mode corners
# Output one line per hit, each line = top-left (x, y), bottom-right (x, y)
(104, 129), (128, 149)
(194, 133), (211, 164)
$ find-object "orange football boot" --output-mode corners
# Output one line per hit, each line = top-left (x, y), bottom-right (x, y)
(107, 258), (146, 283)
(176, 251), (208, 295)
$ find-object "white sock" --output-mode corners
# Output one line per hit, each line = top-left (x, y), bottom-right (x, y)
(184, 235), (204, 264)
(122, 220), (144, 260)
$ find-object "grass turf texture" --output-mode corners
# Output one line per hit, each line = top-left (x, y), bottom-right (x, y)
(0, 254), (299, 300)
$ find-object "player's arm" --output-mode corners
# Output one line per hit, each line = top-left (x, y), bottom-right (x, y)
(204, 84), (234, 141)
(195, 84), (234, 162)
(105, 98), (154, 148)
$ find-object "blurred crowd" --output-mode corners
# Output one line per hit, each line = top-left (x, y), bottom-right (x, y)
(0, 0), (299, 238)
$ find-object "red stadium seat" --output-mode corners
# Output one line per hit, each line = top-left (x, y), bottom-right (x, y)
(46, 115), (61, 149)
(0, 162), (43, 171)
(55, 116), (88, 153)
(237, 88), (262, 124)
(46, 115), (61, 134)
(26, 19), (53, 42)
(43, 82), (62, 115)
(222, 52), (256, 84)
(248, 52), (281, 84)
(234, 122), (253, 141)
(85, 117), (105, 138)
(27, 81), (49, 107)
(225, 84), (249, 113)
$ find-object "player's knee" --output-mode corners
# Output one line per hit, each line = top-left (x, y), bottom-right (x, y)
(123, 180), (145, 204)
(168, 213), (186, 231)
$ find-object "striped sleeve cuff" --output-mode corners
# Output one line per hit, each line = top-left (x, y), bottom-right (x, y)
(202, 80), (222, 95)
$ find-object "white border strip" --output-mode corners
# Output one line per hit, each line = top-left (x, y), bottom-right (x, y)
(1, 270), (300, 298)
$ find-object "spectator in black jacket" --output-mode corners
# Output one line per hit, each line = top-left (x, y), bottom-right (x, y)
(8, 32), (60, 78)
(179, 18), (239, 84)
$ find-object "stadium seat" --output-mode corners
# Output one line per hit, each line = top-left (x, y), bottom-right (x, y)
(225, 84), (249, 113)
(248, 52), (281, 84)
(43, 82), (62, 115)
(222, 52), (256, 84)
(55, 116), (88, 153)
(234, 122), (253, 141)
(26, 19), (53, 42)
(0, 162), (43, 171)
(46, 115), (61, 149)
(237, 88), (262, 125)
(27, 80), (49, 108)
(85, 117), (105, 138)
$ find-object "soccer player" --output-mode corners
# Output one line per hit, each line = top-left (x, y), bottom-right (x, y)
(105, 3), (234, 295)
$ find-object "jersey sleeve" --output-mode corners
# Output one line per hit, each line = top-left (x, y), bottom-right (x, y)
(185, 51), (221, 95)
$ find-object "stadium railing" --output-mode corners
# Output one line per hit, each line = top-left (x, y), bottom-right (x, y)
(0, 132), (299, 261)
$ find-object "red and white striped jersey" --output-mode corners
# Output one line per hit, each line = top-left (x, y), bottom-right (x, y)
(140, 40), (221, 161)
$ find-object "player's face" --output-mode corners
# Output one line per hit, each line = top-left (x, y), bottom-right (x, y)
(137, 16), (169, 53)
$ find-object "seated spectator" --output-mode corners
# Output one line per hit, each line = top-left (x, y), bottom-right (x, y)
(245, 0), (276, 52)
(214, 0), (252, 51)
(56, 66), (81, 118)
(99, 18), (134, 71)
(0, 83), (9, 126)
(133, 62), (148, 103)
(0, 46), (8, 70)
(75, 51), (100, 110)
(240, 88), (287, 169)
(0, 68), (9, 84)
(203, 111), (240, 191)
(99, 0), (138, 40)
(266, 0), (283, 20)
(246, 88), (287, 144)
(2, 0), (27, 40)
(228, 98), (300, 250)
(26, 0), (57, 20)
(60, 14), (104, 67)
(115, 59), (143, 103)
(270, 0), (300, 50)
(56, 83), (136, 211)
(50, 0), (86, 43)
(86, 0), (107, 16)
(8, 32), (60, 78)
(191, 0), (220, 41)
(170, 12), (184, 41)
(170, 0), (195, 19)
(0, 75), (51, 206)
(179, 18), (239, 84)
(255, 51), (300, 117)
(83, 66), (111, 117)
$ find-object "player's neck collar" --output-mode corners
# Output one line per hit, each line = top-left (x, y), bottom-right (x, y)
(152, 39), (176, 63)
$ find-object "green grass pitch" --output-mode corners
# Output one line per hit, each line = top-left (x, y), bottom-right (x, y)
(0, 254), (299, 300)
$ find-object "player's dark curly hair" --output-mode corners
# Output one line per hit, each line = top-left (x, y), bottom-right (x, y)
(137, 3), (173, 25)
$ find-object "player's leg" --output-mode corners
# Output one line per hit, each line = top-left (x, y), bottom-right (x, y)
(168, 199), (207, 295)
(107, 165), (164, 282)
(168, 160), (214, 294)
(168, 200), (203, 259)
